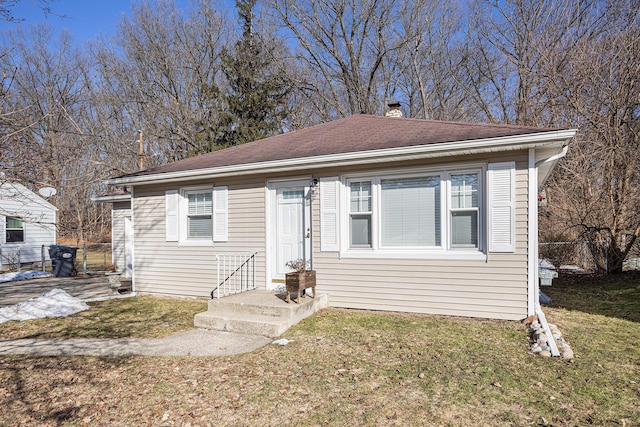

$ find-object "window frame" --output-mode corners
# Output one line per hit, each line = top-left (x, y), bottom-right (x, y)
(5, 217), (25, 243)
(179, 185), (214, 247)
(341, 165), (486, 260)
(447, 170), (481, 250)
(348, 180), (374, 249)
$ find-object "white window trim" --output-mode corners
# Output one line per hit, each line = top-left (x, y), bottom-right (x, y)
(348, 179), (374, 249)
(340, 165), (486, 260)
(5, 216), (26, 244)
(444, 169), (484, 252)
(179, 185), (214, 247)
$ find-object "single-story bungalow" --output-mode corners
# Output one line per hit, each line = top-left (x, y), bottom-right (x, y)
(106, 114), (576, 321)
(0, 181), (57, 270)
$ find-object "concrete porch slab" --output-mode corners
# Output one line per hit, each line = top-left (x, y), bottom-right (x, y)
(194, 290), (329, 337)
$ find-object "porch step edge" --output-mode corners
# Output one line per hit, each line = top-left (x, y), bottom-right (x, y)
(194, 310), (289, 337)
(195, 293), (329, 337)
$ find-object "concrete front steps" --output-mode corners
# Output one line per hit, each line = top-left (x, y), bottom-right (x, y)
(194, 290), (329, 337)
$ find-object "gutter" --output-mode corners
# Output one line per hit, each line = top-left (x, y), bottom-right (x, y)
(107, 129), (577, 186)
(535, 144), (569, 167)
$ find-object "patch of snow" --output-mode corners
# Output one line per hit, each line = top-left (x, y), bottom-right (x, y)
(0, 270), (51, 283)
(272, 338), (293, 346)
(559, 264), (588, 273)
(0, 289), (90, 324)
(538, 259), (556, 270)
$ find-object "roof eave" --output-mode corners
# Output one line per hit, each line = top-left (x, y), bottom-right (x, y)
(106, 129), (577, 186)
(91, 194), (132, 203)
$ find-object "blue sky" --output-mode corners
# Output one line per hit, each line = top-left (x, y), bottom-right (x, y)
(0, 0), (233, 44)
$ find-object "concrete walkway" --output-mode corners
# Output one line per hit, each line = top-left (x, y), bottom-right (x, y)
(0, 329), (272, 357)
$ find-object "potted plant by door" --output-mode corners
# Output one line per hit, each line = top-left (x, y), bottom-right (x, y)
(285, 258), (316, 303)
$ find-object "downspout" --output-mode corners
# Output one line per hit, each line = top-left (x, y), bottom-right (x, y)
(529, 146), (569, 357)
(535, 145), (569, 168)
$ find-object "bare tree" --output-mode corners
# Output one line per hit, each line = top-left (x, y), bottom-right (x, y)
(267, 0), (408, 118)
(390, 0), (487, 121)
(0, 0), (57, 23)
(0, 25), (116, 241)
(91, 0), (232, 164)
(0, 24), (113, 240)
(464, 0), (599, 125)
(543, 2), (640, 273)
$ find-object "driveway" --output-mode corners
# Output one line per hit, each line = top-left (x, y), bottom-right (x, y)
(0, 275), (116, 307)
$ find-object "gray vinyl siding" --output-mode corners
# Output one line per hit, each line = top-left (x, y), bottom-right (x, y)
(111, 201), (130, 273)
(132, 178), (266, 297)
(130, 151), (531, 320)
(311, 154), (530, 321)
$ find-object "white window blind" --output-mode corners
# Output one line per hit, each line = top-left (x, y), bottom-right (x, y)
(488, 162), (515, 252)
(381, 176), (440, 247)
(320, 177), (340, 251)
(187, 191), (213, 238)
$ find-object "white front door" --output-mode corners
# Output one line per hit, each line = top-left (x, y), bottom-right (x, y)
(276, 188), (305, 275)
(268, 181), (311, 289)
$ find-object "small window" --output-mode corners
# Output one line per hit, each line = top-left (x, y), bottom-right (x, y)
(6, 217), (25, 243)
(450, 173), (479, 248)
(349, 181), (372, 248)
(186, 191), (212, 239)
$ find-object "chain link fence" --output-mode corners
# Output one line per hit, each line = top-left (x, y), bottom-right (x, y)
(0, 243), (113, 274)
(539, 240), (640, 273)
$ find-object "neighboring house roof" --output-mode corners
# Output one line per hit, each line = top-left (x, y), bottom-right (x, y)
(108, 114), (576, 186)
(0, 182), (58, 213)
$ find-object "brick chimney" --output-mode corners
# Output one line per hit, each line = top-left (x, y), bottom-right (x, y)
(385, 101), (403, 118)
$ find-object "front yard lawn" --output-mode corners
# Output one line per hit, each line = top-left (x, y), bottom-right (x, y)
(0, 296), (208, 339)
(0, 274), (638, 426)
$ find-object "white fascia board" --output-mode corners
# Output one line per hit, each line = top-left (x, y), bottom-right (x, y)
(107, 129), (577, 186)
(92, 194), (132, 203)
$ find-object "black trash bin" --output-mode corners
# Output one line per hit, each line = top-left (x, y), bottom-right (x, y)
(48, 245), (77, 277)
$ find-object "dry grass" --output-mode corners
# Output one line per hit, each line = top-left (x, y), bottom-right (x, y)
(0, 296), (208, 339)
(0, 274), (639, 426)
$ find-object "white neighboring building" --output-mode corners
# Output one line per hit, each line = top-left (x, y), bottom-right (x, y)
(0, 182), (57, 271)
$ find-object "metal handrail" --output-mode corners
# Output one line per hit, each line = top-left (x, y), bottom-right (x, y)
(211, 252), (258, 299)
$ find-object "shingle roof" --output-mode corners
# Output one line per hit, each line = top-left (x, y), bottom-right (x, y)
(122, 114), (554, 178)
